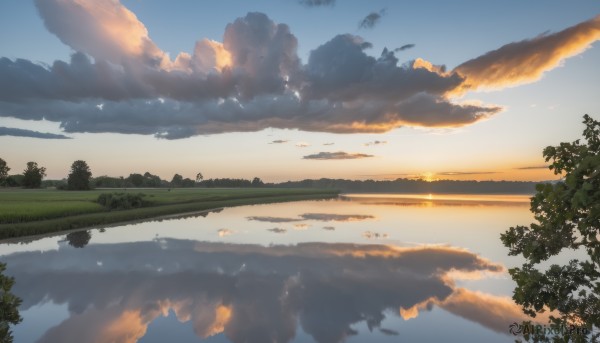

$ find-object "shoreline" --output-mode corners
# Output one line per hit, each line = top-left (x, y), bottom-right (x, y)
(0, 207), (225, 244)
(0, 191), (339, 241)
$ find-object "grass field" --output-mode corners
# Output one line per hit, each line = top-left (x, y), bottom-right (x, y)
(0, 188), (339, 239)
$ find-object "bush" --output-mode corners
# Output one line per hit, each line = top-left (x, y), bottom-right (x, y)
(96, 193), (149, 210)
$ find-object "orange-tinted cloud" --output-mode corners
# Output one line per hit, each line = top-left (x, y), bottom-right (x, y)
(35, 0), (169, 68)
(37, 308), (151, 343)
(453, 15), (600, 94)
(438, 288), (554, 334)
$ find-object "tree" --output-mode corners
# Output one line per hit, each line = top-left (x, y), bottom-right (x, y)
(0, 263), (22, 343)
(196, 172), (204, 183)
(252, 177), (264, 187)
(143, 172), (162, 187)
(181, 178), (195, 188)
(501, 115), (600, 342)
(127, 173), (144, 187)
(22, 162), (46, 188)
(0, 158), (9, 186)
(67, 160), (92, 190)
(171, 174), (183, 187)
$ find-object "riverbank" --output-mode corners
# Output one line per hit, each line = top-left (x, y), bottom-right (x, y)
(0, 188), (339, 239)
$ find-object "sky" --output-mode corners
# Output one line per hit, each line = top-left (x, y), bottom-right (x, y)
(0, 0), (599, 182)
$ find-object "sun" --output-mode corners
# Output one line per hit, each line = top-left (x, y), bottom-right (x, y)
(422, 172), (437, 182)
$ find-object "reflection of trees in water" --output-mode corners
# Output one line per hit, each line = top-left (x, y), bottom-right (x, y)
(0, 262), (22, 343)
(65, 231), (91, 248)
(3, 239), (541, 343)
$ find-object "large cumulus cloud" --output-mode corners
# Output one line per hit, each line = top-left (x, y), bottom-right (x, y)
(0, 1), (597, 138)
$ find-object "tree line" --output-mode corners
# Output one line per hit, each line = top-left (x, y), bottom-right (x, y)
(0, 159), (265, 190)
(1, 157), (543, 193)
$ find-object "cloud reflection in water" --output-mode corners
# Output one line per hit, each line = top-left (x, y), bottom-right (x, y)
(3, 239), (536, 343)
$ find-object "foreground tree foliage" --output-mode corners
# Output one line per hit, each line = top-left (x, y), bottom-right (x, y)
(501, 115), (600, 342)
(0, 263), (22, 343)
(67, 160), (92, 190)
(22, 162), (46, 188)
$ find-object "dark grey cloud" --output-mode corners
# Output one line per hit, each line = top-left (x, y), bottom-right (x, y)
(379, 328), (399, 336)
(298, 0), (335, 7)
(0, 126), (71, 139)
(0, 7), (500, 138)
(394, 44), (415, 52)
(4, 3), (595, 138)
(358, 9), (386, 30)
(3, 239), (509, 343)
(269, 139), (288, 144)
(362, 231), (389, 239)
(322, 226), (336, 231)
(267, 227), (287, 233)
(323, 142), (335, 146)
(303, 151), (374, 160)
(364, 140), (386, 146)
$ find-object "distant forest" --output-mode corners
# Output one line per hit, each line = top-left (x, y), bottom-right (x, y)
(34, 176), (542, 194)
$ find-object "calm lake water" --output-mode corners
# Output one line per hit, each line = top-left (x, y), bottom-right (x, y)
(0, 193), (554, 342)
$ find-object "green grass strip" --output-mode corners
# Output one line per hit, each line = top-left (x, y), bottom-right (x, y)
(0, 191), (338, 239)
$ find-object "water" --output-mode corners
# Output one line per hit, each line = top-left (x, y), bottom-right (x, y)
(0, 193), (547, 342)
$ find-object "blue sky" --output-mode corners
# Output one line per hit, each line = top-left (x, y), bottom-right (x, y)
(0, 0), (599, 181)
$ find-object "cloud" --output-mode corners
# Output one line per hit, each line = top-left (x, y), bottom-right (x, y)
(217, 228), (233, 237)
(323, 142), (334, 146)
(438, 288), (552, 334)
(515, 165), (549, 170)
(453, 15), (600, 93)
(34, 0), (169, 68)
(269, 139), (288, 144)
(295, 142), (310, 148)
(267, 227), (287, 233)
(362, 231), (389, 239)
(364, 140), (387, 146)
(298, 0), (335, 7)
(379, 328), (399, 336)
(0, 126), (71, 139)
(293, 223), (310, 230)
(394, 44), (415, 52)
(322, 226), (335, 231)
(358, 9), (386, 30)
(0, 3), (596, 138)
(303, 151), (374, 160)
